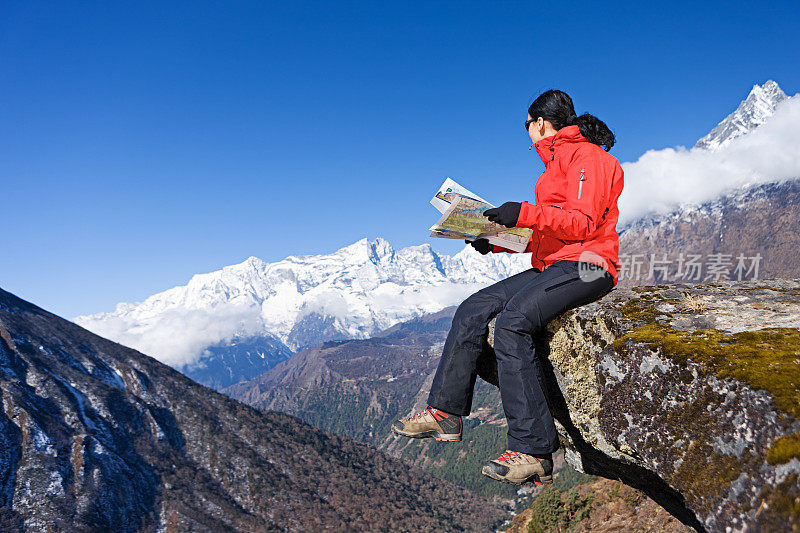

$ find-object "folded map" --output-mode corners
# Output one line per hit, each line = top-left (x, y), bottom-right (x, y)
(429, 179), (533, 253)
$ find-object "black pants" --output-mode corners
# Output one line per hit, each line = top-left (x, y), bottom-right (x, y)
(427, 260), (613, 455)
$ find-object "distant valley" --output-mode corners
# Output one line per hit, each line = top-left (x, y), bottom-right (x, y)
(0, 288), (505, 531)
(222, 307), (524, 498)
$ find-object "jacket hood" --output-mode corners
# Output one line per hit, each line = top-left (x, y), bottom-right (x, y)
(533, 125), (588, 164)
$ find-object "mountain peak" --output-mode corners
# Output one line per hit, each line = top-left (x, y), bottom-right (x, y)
(238, 255), (267, 269)
(76, 237), (531, 363)
(335, 237), (395, 264)
(368, 237), (395, 259)
(695, 79), (788, 151)
(753, 79), (784, 99)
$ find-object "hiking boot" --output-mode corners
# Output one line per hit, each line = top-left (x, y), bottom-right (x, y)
(481, 450), (553, 485)
(391, 406), (462, 442)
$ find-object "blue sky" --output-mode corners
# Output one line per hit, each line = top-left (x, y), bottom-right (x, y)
(2, 1), (799, 318)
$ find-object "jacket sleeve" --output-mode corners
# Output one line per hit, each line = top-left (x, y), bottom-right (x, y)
(491, 244), (517, 254)
(517, 154), (612, 241)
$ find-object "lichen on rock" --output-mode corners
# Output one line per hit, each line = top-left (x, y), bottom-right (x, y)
(488, 279), (800, 532)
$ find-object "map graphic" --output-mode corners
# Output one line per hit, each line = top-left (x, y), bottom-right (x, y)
(428, 181), (533, 253)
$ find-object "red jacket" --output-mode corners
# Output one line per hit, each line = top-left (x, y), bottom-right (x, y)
(494, 125), (624, 284)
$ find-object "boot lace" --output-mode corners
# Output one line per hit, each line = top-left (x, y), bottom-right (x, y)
(408, 406), (435, 422)
(497, 450), (521, 462)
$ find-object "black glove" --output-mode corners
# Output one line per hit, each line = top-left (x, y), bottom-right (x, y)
(483, 201), (522, 228)
(465, 238), (491, 255)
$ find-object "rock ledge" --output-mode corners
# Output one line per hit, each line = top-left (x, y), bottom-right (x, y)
(490, 280), (800, 532)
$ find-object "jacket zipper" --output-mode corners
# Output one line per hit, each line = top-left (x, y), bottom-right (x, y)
(578, 168), (585, 199)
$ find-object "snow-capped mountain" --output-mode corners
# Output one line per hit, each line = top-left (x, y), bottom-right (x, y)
(76, 79), (799, 390)
(75, 239), (530, 374)
(619, 79), (798, 225)
(694, 80), (787, 151)
(617, 80), (800, 286)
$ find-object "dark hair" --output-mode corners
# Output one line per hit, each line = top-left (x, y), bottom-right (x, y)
(528, 89), (615, 151)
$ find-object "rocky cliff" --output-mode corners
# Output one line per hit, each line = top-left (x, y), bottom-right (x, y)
(618, 179), (800, 287)
(0, 287), (505, 532)
(485, 279), (800, 532)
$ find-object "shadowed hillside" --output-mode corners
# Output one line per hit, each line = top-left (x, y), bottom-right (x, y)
(0, 288), (505, 532)
(224, 308), (524, 498)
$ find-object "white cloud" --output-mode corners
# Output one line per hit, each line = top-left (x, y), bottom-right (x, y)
(297, 291), (350, 320)
(77, 305), (264, 369)
(619, 95), (800, 226)
(368, 283), (484, 318)
(76, 278), (501, 369)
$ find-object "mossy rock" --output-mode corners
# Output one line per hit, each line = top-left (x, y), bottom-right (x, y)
(614, 324), (800, 419)
(525, 280), (800, 532)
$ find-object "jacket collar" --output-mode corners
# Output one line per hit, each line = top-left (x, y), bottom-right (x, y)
(533, 125), (587, 165)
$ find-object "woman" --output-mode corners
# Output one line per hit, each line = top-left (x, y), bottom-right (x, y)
(392, 89), (624, 486)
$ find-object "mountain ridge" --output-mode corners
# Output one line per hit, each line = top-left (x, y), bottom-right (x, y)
(0, 286), (506, 531)
(222, 305), (523, 498)
(617, 178), (800, 286)
(75, 239), (530, 378)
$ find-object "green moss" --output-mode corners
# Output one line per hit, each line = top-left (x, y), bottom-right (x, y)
(674, 441), (741, 508)
(615, 324), (800, 419)
(739, 285), (800, 295)
(618, 298), (663, 322)
(631, 286), (666, 294)
(660, 385), (724, 434)
(766, 432), (800, 465)
(755, 472), (800, 525)
(648, 384), (753, 507)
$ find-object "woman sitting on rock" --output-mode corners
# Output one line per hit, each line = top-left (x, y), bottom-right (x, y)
(392, 89), (624, 486)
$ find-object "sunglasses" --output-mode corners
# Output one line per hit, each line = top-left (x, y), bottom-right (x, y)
(524, 118), (536, 131)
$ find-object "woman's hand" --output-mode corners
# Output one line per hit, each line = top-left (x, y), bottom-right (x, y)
(483, 202), (521, 228)
(465, 238), (492, 255)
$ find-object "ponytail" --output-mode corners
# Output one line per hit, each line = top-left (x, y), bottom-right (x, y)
(528, 90), (616, 151)
(575, 113), (615, 151)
